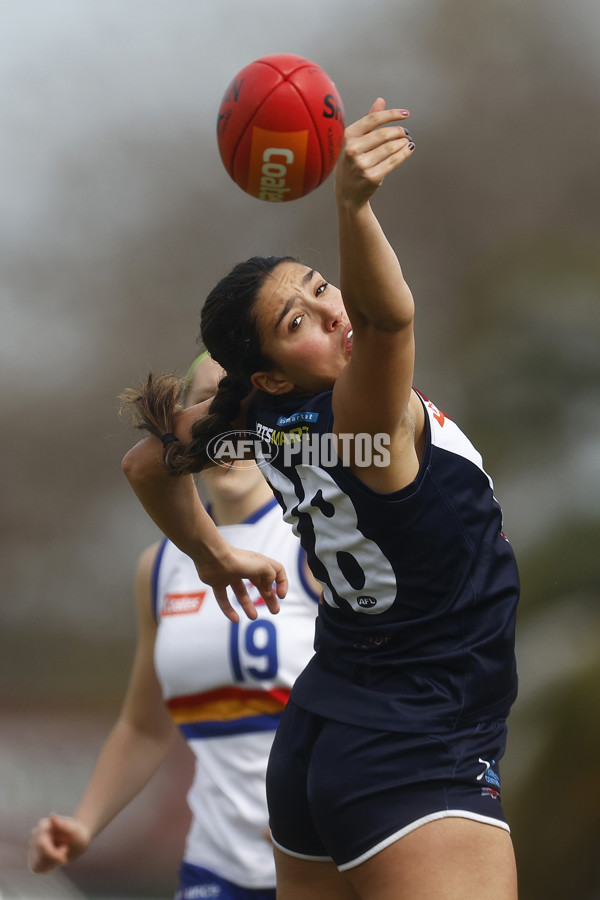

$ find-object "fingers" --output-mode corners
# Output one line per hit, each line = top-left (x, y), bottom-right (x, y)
(28, 817), (68, 873)
(274, 567), (288, 600)
(345, 99), (414, 159)
(202, 549), (287, 620)
(348, 122), (411, 156)
(345, 132), (414, 182)
(256, 558), (286, 613)
(360, 136), (415, 180)
(343, 137), (414, 191)
(366, 97), (386, 115)
(212, 584), (243, 622)
(336, 100), (415, 204)
(345, 101), (410, 140)
(212, 569), (285, 620)
(339, 110), (415, 200)
(258, 585), (281, 615)
(231, 579), (260, 620)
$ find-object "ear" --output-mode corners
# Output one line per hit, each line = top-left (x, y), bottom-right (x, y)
(250, 370), (295, 396)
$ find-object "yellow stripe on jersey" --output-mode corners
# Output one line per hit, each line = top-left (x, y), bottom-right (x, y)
(166, 685), (290, 725)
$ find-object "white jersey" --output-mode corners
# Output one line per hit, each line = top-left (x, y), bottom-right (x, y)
(153, 498), (319, 888)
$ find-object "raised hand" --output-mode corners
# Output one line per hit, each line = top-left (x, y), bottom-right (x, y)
(335, 98), (414, 209)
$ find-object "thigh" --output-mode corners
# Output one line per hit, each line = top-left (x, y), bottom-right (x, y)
(273, 846), (359, 900)
(345, 817), (518, 900)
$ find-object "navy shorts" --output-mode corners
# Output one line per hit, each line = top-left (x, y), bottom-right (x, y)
(175, 862), (275, 900)
(266, 700), (510, 871)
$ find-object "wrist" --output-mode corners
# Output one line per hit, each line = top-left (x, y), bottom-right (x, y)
(189, 528), (232, 570)
(70, 814), (94, 845)
(335, 193), (374, 221)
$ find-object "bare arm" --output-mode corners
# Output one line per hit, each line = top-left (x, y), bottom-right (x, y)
(336, 100), (414, 335)
(29, 545), (175, 873)
(122, 403), (287, 622)
(332, 99), (423, 490)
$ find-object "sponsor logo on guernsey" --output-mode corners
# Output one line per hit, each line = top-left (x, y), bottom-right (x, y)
(356, 595), (378, 609)
(426, 399), (446, 427)
(276, 411), (319, 427)
(162, 591), (206, 616)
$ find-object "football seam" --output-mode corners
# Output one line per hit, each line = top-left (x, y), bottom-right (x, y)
(230, 71), (285, 174)
(231, 62), (324, 189)
(287, 77), (325, 185)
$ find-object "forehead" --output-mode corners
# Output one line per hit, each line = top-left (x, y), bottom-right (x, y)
(262, 261), (313, 299)
(255, 261), (313, 328)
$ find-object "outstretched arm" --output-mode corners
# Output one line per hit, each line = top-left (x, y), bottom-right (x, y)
(336, 99), (414, 337)
(332, 99), (422, 490)
(122, 405), (286, 621)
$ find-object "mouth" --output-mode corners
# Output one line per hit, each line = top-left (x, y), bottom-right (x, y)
(343, 325), (354, 352)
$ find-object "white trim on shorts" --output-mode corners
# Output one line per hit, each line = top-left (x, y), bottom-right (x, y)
(339, 810), (511, 871)
(272, 810), (510, 871)
(271, 835), (332, 863)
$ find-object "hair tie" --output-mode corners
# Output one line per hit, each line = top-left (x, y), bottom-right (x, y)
(161, 432), (179, 448)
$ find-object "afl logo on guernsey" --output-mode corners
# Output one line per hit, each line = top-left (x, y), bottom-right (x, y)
(357, 595), (377, 609)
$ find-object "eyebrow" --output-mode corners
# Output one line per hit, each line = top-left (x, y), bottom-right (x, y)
(274, 269), (315, 330)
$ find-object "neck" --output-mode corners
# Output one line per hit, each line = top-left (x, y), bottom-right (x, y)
(207, 477), (274, 526)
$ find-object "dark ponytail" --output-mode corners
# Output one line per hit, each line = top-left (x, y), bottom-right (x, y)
(121, 255), (297, 476)
(184, 371), (253, 472)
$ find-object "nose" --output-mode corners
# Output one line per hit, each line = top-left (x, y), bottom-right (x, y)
(321, 304), (343, 332)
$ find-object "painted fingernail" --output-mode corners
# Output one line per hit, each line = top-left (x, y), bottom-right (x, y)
(400, 110), (410, 116)
(408, 142), (415, 150)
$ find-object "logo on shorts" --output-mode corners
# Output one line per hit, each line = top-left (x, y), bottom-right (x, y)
(477, 758), (500, 796)
(481, 786), (500, 800)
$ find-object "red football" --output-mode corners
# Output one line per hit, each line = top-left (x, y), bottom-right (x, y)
(217, 54), (345, 202)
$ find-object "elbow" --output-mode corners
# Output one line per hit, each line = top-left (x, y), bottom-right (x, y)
(122, 446), (143, 487)
(362, 284), (415, 333)
(122, 438), (163, 487)
(372, 297), (415, 333)
(373, 313), (414, 333)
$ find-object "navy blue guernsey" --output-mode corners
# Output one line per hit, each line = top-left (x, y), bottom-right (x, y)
(247, 388), (519, 733)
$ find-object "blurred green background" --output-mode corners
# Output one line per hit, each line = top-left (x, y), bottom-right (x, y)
(1, 1), (599, 897)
